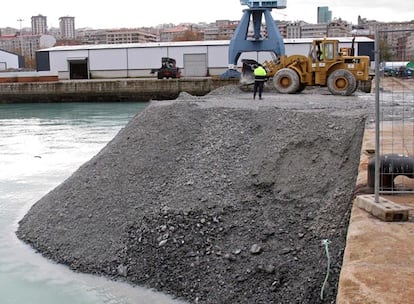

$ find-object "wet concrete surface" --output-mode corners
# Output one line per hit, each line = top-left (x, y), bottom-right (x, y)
(337, 122), (414, 304)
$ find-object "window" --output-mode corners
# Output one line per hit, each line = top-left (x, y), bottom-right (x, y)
(324, 43), (335, 60)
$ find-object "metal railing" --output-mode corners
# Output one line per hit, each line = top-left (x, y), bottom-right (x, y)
(374, 28), (414, 198)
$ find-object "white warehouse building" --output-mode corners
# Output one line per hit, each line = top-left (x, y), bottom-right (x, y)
(36, 37), (374, 80)
(0, 49), (24, 71)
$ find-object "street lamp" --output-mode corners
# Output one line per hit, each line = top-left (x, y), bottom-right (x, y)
(17, 18), (23, 55)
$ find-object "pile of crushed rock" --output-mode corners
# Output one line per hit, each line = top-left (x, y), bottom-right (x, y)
(17, 87), (367, 304)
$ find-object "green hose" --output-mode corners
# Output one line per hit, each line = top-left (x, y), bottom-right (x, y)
(320, 239), (331, 300)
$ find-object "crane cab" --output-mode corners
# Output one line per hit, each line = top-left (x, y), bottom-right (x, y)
(240, 0), (287, 9)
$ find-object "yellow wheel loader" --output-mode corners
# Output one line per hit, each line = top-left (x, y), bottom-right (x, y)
(242, 38), (372, 95)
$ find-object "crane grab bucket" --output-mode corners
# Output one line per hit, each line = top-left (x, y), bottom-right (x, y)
(240, 59), (260, 85)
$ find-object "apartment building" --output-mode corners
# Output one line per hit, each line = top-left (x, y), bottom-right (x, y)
(285, 21), (305, 39)
(327, 19), (353, 37)
(59, 16), (76, 39)
(106, 29), (157, 44)
(204, 20), (238, 40)
(300, 23), (328, 38)
(159, 26), (191, 42)
(407, 34), (414, 60)
(31, 15), (47, 35)
(357, 18), (414, 60)
(0, 34), (40, 57)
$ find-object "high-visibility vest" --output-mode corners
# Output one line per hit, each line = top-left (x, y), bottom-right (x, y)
(254, 66), (266, 76)
(254, 66), (267, 81)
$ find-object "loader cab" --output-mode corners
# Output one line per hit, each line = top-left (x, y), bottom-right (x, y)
(311, 39), (338, 62)
(322, 41), (336, 60)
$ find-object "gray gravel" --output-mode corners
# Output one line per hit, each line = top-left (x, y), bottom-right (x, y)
(17, 85), (374, 304)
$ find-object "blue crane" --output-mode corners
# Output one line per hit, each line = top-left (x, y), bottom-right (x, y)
(221, 0), (287, 79)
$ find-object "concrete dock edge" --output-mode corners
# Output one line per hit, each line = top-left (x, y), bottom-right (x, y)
(336, 124), (414, 304)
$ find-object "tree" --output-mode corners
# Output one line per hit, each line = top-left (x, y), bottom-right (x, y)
(172, 30), (203, 42)
(379, 38), (393, 62)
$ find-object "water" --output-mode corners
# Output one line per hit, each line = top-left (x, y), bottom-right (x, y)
(0, 102), (187, 304)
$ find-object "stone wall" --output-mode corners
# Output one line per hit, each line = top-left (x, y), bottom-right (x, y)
(0, 78), (239, 103)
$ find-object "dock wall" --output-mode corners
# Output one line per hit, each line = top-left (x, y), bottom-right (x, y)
(0, 78), (239, 103)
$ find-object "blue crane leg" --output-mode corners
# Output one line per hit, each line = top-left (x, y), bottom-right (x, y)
(263, 10), (285, 55)
(228, 11), (251, 66)
(228, 9), (285, 66)
(252, 10), (263, 39)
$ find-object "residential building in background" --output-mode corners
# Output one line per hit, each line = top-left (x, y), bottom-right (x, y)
(76, 29), (108, 44)
(406, 35), (414, 61)
(285, 21), (304, 39)
(301, 23), (328, 38)
(317, 6), (332, 24)
(59, 16), (75, 39)
(31, 15), (47, 35)
(106, 28), (157, 44)
(204, 20), (238, 40)
(159, 25), (188, 42)
(357, 17), (414, 60)
(1, 10), (413, 69)
(277, 21), (288, 39)
(327, 19), (353, 37)
(0, 33), (41, 68)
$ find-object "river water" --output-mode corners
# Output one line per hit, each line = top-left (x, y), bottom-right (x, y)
(0, 102), (187, 304)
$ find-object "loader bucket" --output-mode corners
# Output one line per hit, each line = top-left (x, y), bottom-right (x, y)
(240, 59), (259, 85)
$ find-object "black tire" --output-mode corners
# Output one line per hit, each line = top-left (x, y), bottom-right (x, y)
(327, 69), (357, 96)
(358, 80), (372, 93)
(297, 83), (306, 93)
(273, 68), (300, 94)
(352, 83), (358, 94)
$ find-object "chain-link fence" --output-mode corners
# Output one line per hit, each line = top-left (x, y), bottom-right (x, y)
(373, 29), (414, 197)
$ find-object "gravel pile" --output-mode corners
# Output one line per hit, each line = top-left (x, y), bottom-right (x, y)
(17, 86), (368, 304)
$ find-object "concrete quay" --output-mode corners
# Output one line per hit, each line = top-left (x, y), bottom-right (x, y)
(337, 122), (414, 304)
(0, 78), (239, 103)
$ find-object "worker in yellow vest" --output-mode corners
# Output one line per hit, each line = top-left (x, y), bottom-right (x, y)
(253, 64), (267, 100)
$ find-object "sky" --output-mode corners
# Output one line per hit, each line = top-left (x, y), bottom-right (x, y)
(1, 0), (413, 30)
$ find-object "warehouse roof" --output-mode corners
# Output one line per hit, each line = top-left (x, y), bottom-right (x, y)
(39, 40), (231, 52)
(39, 37), (374, 52)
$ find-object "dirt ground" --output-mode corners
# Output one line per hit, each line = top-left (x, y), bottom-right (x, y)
(377, 76), (414, 91)
(17, 85), (380, 303)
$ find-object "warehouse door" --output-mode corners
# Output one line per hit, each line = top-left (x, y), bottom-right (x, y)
(183, 53), (208, 77)
(68, 58), (89, 79)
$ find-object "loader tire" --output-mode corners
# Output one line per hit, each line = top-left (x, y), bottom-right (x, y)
(358, 79), (372, 93)
(327, 69), (357, 96)
(273, 68), (300, 94)
(297, 83), (306, 93)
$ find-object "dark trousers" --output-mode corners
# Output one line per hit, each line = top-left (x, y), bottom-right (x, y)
(253, 80), (264, 99)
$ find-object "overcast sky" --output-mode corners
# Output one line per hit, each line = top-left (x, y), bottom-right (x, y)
(1, 0), (413, 29)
